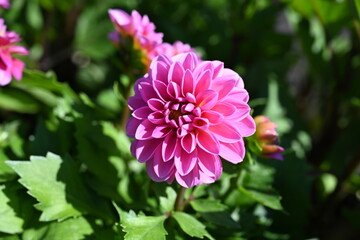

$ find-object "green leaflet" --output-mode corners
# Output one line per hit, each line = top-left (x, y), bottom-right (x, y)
(172, 212), (214, 240)
(120, 210), (168, 240)
(7, 152), (114, 222)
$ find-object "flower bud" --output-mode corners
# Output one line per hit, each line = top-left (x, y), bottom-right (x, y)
(254, 115), (284, 160)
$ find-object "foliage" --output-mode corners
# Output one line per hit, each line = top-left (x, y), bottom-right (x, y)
(1, 0), (360, 239)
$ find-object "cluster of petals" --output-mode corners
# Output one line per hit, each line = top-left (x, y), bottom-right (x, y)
(0, 19), (29, 86)
(0, 0), (9, 9)
(126, 52), (256, 188)
(108, 9), (199, 69)
(254, 115), (284, 160)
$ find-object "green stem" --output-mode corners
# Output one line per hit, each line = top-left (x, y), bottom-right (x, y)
(174, 186), (186, 212)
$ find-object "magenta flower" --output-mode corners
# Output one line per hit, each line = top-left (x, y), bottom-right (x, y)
(108, 9), (163, 62)
(0, 0), (9, 9)
(0, 19), (29, 86)
(126, 52), (256, 188)
(152, 41), (201, 60)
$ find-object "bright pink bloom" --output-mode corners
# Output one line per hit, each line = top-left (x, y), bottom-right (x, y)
(127, 53), (256, 188)
(108, 9), (163, 55)
(0, 19), (29, 86)
(152, 41), (201, 60)
(0, 0), (9, 9)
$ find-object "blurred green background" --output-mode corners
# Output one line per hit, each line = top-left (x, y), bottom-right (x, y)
(1, 0), (360, 239)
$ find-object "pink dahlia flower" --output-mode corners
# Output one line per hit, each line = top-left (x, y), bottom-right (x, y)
(108, 9), (163, 54)
(0, 19), (29, 86)
(254, 116), (284, 160)
(0, 0), (9, 9)
(127, 52), (256, 188)
(152, 41), (201, 60)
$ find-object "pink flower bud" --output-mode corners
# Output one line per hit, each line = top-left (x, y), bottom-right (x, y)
(254, 115), (284, 160)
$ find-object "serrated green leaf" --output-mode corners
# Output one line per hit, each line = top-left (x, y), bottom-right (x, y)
(190, 199), (228, 212)
(7, 152), (114, 222)
(172, 212), (214, 240)
(159, 187), (177, 213)
(0, 185), (24, 234)
(120, 211), (167, 240)
(239, 186), (283, 210)
(22, 216), (93, 240)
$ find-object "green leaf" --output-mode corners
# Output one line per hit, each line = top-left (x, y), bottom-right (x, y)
(239, 186), (283, 211)
(75, 119), (131, 201)
(172, 212), (214, 240)
(22, 216), (93, 240)
(0, 88), (40, 114)
(0, 185), (24, 234)
(190, 199), (228, 212)
(120, 211), (168, 240)
(0, 150), (16, 183)
(159, 187), (177, 213)
(7, 152), (114, 221)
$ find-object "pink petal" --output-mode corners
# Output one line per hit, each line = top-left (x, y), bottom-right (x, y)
(152, 149), (175, 178)
(196, 129), (220, 154)
(10, 59), (25, 80)
(196, 90), (218, 110)
(174, 148), (197, 176)
(235, 115), (256, 137)
(212, 61), (224, 79)
(0, 70), (11, 86)
(138, 81), (157, 102)
(150, 60), (169, 84)
(198, 170), (216, 184)
(219, 139), (245, 164)
(146, 158), (174, 182)
(180, 52), (197, 71)
(211, 102), (236, 116)
(209, 121), (241, 143)
(128, 95), (146, 111)
(192, 117), (210, 130)
(168, 61), (184, 86)
(167, 81), (180, 98)
(152, 125), (172, 138)
(147, 98), (164, 111)
(195, 69), (212, 95)
(181, 133), (196, 153)
(148, 111), (165, 124)
(126, 117), (142, 138)
(197, 148), (222, 178)
(9, 46), (29, 55)
(132, 106), (153, 120)
(108, 9), (131, 26)
(211, 78), (235, 100)
(201, 111), (224, 124)
(226, 89), (249, 103)
(175, 166), (199, 188)
(222, 68), (244, 88)
(153, 80), (172, 101)
(135, 119), (157, 140)
(131, 139), (162, 163)
(182, 69), (194, 96)
(162, 132), (179, 161)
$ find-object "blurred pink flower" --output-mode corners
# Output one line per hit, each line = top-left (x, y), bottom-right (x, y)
(0, 0), (9, 9)
(152, 41), (201, 60)
(108, 9), (163, 66)
(0, 19), (29, 86)
(254, 115), (284, 160)
(127, 52), (256, 188)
